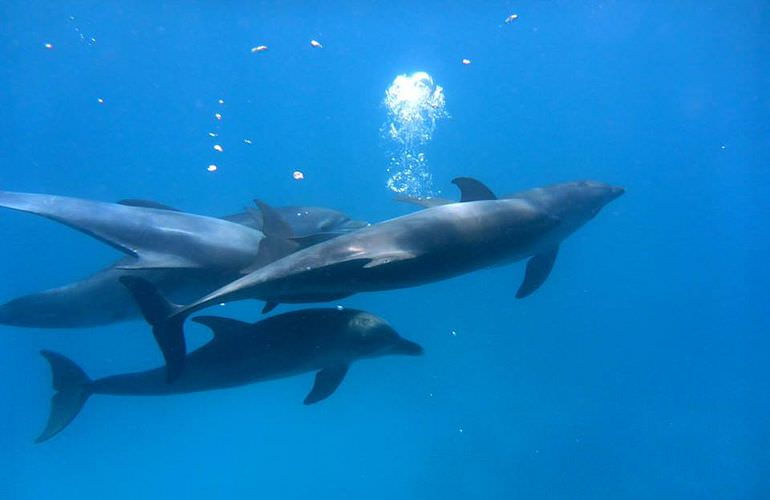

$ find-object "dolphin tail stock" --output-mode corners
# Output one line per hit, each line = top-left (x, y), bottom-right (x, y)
(36, 350), (93, 443)
(119, 276), (187, 383)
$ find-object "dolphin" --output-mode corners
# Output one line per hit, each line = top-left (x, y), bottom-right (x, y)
(117, 198), (369, 241)
(0, 193), (367, 328)
(34, 308), (422, 443)
(0, 191), (274, 271)
(123, 177), (623, 380)
(399, 178), (626, 297)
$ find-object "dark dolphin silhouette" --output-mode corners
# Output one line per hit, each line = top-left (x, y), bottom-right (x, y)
(35, 307), (422, 443)
(124, 177), (623, 381)
(0, 193), (367, 328)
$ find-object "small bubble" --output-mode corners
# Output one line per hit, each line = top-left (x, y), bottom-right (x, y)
(243, 138), (253, 144)
(461, 58), (471, 65)
(213, 144), (224, 152)
(505, 14), (519, 23)
(214, 113), (222, 121)
(207, 164), (218, 172)
(251, 45), (269, 53)
(310, 39), (323, 48)
(208, 132), (218, 137)
(293, 170), (305, 180)
(44, 42), (54, 49)
(450, 330), (457, 337)
(96, 98), (104, 104)
(217, 99), (224, 105)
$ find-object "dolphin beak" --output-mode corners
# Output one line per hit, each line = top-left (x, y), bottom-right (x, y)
(610, 186), (625, 200)
(394, 339), (424, 356)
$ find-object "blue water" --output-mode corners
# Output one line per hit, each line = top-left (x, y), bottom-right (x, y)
(1, 1), (768, 498)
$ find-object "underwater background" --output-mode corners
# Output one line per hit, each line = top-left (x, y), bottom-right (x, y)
(1, 1), (768, 498)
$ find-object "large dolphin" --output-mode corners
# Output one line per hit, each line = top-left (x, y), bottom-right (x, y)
(0, 193), (367, 328)
(124, 178), (624, 380)
(35, 308), (422, 442)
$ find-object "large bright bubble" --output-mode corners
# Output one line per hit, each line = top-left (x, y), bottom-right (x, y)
(383, 72), (447, 196)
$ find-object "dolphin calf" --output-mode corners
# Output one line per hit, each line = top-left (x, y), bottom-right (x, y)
(117, 198), (368, 241)
(35, 308), (422, 443)
(123, 178), (623, 380)
(0, 192), (366, 328)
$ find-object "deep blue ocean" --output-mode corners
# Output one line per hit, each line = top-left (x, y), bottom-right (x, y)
(1, 1), (768, 498)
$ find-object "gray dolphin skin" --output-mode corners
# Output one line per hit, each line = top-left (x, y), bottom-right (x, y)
(35, 308), (422, 443)
(123, 177), (623, 380)
(0, 192), (366, 328)
(0, 191), (269, 271)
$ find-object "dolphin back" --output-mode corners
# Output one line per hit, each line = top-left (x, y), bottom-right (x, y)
(0, 191), (265, 271)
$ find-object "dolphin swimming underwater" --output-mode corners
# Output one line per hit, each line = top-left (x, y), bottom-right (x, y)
(0, 192), (367, 328)
(123, 177), (623, 380)
(35, 308), (422, 443)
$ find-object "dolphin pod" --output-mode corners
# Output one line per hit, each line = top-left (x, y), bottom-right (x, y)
(122, 177), (623, 381)
(0, 177), (623, 442)
(0, 193), (367, 328)
(35, 308), (422, 442)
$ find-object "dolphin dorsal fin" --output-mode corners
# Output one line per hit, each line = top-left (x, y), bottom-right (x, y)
(191, 316), (250, 339)
(117, 199), (181, 211)
(253, 199), (293, 239)
(451, 177), (497, 202)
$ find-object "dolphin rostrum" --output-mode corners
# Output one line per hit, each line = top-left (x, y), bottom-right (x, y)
(35, 307), (422, 443)
(123, 177), (623, 381)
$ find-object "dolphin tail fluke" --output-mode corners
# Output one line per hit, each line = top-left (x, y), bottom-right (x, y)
(119, 276), (186, 383)
(36, 350), (93, 443)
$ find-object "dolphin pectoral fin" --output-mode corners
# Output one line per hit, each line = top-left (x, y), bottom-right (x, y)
(304, 364), (349, 405)
(451, 177), (497, 201)
(117, 199), (181, 211)
(119, 276), (187, 383)
(262, 301), (279, 314)
(362, 251), (417, 268)
(394, 194), (454, 209)
(516, 246), (560, 299)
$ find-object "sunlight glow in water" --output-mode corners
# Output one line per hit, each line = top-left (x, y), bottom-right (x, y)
(383, 71), (447, 196)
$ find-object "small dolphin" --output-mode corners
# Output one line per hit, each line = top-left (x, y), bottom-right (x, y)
(0, 193), (366, 328)
(123, 178), (623, 380)
(117, 198), (368, 242)
(35, 308), (422, 443)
